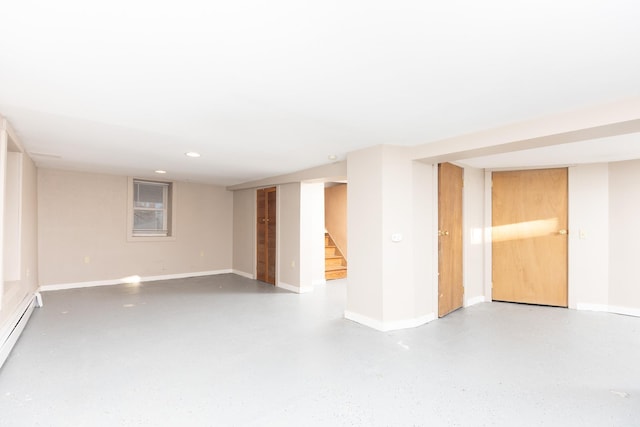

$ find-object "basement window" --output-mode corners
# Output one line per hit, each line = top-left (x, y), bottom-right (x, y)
(127, 178), (176, 240)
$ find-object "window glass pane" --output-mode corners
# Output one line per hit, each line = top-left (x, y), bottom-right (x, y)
(134, 182), (165, 209)
(134, 210), (165, 233)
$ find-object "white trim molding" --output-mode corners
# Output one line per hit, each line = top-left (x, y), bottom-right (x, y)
(609, 305), (640, 317)
(464, 296), (486, 307)
(277, 282), (314, 294)
(232, 270), (254, 280)
(575, 303), (609, 313)
(576, 303), (640, 318)
(39, 269), (233, 292)
(0, 293), (39, 368)
(344, 311), (437, 332)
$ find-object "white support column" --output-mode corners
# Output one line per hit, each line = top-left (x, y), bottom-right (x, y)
(0, 121), (8, 308)
(346, 145), (438, 331)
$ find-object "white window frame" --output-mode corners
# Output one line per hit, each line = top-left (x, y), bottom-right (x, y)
(127, 177), (177, 242)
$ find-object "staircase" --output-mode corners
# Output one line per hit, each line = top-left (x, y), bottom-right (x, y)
(325, 232), (347, 280)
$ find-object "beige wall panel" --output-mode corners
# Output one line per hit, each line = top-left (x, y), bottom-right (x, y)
(568, 164), (609, 308)
(277, 183), (301, 288)
(346, 146), (384, 321)
(1, 154), (38, 328)
(37, 169), (233, 286)
(232, 188), (255, 277)
(608, 159), (640, 309)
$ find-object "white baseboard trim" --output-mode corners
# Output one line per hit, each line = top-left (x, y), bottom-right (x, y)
(39, 269), (233, 292)
(313, 279), (327, 286)
(277, 282), (314, 294)
(0, 293), (39, 369)
(232, 270), (254, 280)
(609, 305), (640, 317)
(465, 296), (486, 307)
(576, 303), (609, 312)
(576, 303), (640, 318)
(344, 311), (437, 332)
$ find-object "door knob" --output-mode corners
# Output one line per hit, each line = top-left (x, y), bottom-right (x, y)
(558, 229), (568, 235)
(438, 230), (450, 236)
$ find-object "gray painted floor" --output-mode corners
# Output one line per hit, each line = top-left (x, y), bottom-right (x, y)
(1, 274), (639, 426)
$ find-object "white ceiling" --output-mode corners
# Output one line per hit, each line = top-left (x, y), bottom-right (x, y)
(1, 1), (640, 186)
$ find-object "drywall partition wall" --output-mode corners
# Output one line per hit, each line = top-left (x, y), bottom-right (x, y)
(346, 146), (384, 324)
(300, 182), (325, 288)
(277, 183), (302, 291)
(324, 183), (347, 258)
(37, 169), (233, 287)
(463, 166), (485, 306)
(0, 128), (6, 308)
(412, 161), (437, 321)
(608, 159), (640, 314)
(3, 153), (21, 282)
(232, 188), (255, 278)
(568, 164), (609, 310)
(346, 145), (435, 330)
(380, 146), (417, 324)
(0, 150), (38, 330)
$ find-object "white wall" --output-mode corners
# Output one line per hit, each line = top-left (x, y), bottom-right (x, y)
(277, 183), (301, 290)
(3, 153), (21, 281)
(568, 164), (609, 309)
(300, 182), (325, 288)
(347, 146), (438, 330)
(346, 146), (384, 323)
(412, 161), (437, 320)
(463, 166), (485, 306)
(381, 146), (418, 324)
(0, 147), (38, 331)
(608, 159), (640, 314)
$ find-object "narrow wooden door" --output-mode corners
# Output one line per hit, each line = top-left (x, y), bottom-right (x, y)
(438, 163), (464, 317)
(257, 187), (277, 285)
(492, 168), (568, 307)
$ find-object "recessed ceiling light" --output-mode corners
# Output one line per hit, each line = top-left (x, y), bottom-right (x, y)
(328, 154), (338, 161)
(155, 170), (167, 174)
(185, 151), (201, 158)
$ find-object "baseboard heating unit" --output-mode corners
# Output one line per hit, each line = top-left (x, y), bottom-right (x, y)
(0, 292), (41, 369)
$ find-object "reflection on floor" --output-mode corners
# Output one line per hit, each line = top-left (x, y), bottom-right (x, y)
(0, 274), (638, 426)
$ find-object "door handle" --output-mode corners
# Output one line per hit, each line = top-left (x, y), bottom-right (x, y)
(558, 229), (568, 235)
(438, 230), (450, 236)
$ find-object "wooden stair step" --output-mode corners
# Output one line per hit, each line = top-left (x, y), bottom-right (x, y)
(324, 232), (347, 280)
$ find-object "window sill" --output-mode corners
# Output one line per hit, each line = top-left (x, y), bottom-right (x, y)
(127, 235), (176, 243)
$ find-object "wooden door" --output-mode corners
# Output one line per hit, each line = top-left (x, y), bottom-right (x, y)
(438, 163), (464, 317)
(257, 187), (277, 284)
(492, 168), (568, 307)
